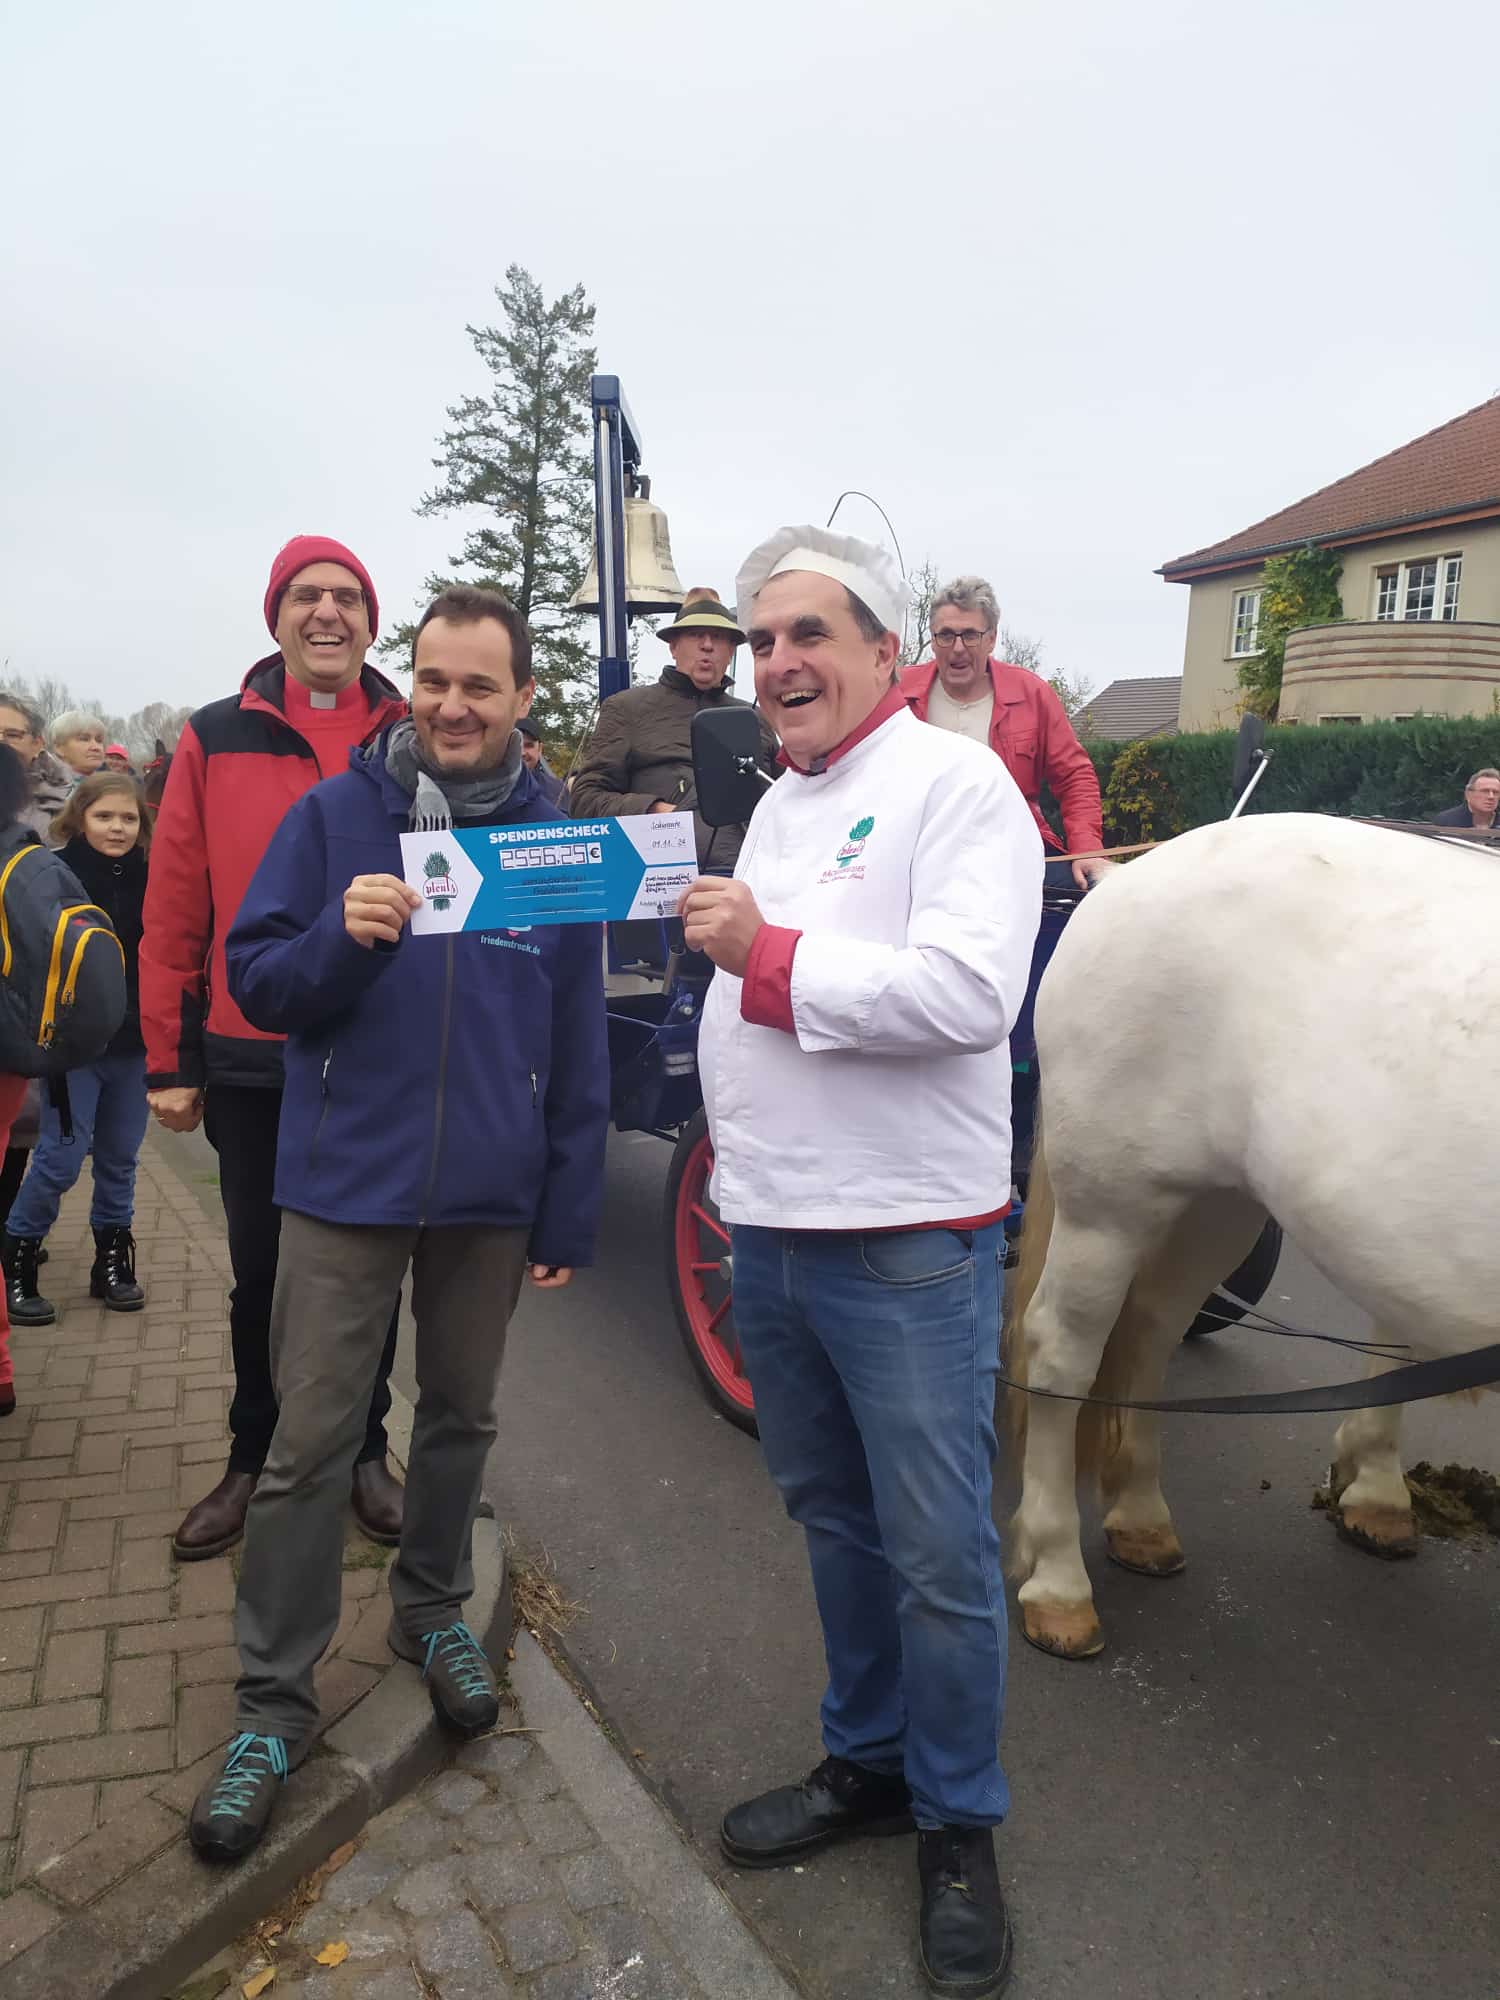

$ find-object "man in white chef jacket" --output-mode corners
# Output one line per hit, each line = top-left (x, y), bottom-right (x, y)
(681, 525), (1042, 2000)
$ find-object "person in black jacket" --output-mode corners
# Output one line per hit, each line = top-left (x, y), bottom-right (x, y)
(1432, 768), (1500, 830)
(0, 745), (39, 1414)
(2, 772), (151, 1324)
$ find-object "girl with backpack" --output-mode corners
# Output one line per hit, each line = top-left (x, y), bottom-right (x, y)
(2, 772), (150, 1328)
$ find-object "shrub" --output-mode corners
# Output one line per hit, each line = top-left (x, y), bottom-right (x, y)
(1081, 713), (1500, 844)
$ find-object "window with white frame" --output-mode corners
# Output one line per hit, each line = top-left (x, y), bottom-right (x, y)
(1372, 553), (1462, 622)
(1230, 588), (1262, 657)
(1319, 713), (1363, 726)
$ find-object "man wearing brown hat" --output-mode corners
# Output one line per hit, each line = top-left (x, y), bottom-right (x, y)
(571, 587), (776, 869)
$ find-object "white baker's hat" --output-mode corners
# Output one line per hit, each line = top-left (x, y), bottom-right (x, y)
(735, 524), (909, 641)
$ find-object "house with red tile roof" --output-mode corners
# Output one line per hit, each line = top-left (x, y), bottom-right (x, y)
(1160, 396), (1500, 730)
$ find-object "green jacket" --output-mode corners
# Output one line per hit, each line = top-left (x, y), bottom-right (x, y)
(570, 668), (777, 868)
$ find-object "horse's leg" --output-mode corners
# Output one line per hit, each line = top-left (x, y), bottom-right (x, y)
(1329, 1350), (1417, 1559)
(1100, 1195), (1266, 1578)
(1011, 1217), (1143, 1661)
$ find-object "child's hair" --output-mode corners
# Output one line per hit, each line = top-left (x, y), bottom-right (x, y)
(50, 772), (152, 853)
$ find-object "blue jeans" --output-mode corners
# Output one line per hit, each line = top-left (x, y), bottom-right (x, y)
(729, 1221), (1009, 1829)
(7, 1050), (150, 1238)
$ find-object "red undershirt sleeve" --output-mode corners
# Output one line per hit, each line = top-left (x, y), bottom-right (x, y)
(740, 924), (802, 1034)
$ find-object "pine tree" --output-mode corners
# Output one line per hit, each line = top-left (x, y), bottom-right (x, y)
(386, 265), (600, 766)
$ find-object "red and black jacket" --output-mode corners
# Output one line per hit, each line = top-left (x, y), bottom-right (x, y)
(140, 656), (406, 1091)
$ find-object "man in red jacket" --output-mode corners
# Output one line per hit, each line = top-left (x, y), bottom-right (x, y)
(900, 574), (1108, 890)
(141, 536), (408, 1561)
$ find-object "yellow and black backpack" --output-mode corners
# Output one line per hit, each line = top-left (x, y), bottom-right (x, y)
(0, 826), (126, 1077)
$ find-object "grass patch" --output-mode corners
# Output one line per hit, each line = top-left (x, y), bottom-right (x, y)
(341, 1536), (394, 1571)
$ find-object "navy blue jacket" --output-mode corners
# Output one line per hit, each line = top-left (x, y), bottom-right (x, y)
(224, 734), (609, 1267)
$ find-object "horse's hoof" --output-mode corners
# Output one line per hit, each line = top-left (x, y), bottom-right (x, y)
(1333, 1503), (1419, 1560)
(1019, 1599), (1105, 1659)
(1104, 1525), (1186, 1576)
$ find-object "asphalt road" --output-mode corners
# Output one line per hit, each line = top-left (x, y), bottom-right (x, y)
(155, 1123), (1500, 2000)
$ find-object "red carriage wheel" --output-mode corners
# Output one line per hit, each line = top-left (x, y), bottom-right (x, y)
(664, 1110), (759, 1436)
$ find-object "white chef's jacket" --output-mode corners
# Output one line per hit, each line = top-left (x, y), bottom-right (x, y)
(700, 699), (1043, 1230)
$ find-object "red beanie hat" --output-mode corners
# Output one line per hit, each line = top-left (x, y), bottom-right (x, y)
(263, 535), (380, 642)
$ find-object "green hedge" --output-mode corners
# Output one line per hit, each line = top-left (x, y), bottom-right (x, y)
(1079, 714), (1500, 846)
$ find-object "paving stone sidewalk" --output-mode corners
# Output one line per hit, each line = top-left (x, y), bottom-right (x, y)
(220, 1677), (787, 2000)
(0, 1146), (394, 1972)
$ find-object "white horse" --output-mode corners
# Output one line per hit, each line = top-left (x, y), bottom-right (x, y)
(1006, 812), (1500, 1659)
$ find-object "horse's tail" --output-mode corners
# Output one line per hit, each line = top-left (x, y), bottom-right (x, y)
(1003, 1111), (1134, 1485)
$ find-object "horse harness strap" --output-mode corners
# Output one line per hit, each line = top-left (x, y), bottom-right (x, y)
(1001, 1340), (1500, 1415)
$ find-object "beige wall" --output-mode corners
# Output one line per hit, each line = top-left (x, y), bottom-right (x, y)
(1176, 569), (1264, 730)
(1280, 621), (1500, 722)
(1174, 515), (1500, 731)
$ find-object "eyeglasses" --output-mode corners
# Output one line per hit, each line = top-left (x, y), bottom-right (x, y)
(284, 584), (366, 611)
(932, 628), (991, 651)
(0, 726), (35, 745)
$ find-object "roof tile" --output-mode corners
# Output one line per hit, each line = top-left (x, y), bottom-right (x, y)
(1078, 675), (1181, 741)
(1162, 395), (1500, 577)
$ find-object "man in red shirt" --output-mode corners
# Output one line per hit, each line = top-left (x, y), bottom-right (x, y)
(141, 537), (407, 1562)
(900, 575), (1108, 890)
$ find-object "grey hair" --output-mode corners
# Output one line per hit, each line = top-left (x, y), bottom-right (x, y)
(933, 575), (1000, 630)
(1466, 767), (1500, 787)
(0, 691), (45, 738)
(49, 710), (108, 749)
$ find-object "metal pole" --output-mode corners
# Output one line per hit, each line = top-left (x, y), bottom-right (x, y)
(591, 380), (631, 701)
(1228, 752), (1271, 820)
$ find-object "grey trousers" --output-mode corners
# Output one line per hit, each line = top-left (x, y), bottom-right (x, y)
(233, 1210), (529, 1740)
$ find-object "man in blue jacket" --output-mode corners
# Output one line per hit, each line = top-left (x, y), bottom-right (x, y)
(188, 585), (609, 1864)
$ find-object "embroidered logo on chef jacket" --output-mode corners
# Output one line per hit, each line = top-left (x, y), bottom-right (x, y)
(819, 815), (876, 884)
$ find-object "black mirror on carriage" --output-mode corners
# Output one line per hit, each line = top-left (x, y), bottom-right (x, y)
(1231, 714), (1266, 797)
(692, 706), (772, 827)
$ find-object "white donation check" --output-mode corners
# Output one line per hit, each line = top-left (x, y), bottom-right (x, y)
(398, 812), (696, 935)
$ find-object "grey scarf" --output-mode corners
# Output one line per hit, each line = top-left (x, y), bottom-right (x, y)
(384, 718), (524, 830)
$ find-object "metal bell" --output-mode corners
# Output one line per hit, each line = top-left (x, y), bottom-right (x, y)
(570, 490), (685, 616)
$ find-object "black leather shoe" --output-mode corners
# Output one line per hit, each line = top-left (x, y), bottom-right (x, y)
(173, 1469), (257, 1561)
(351, 1457), (404, 1545)
(721, 1754), (914, 1868)
(917, 1827), (1014, 1998)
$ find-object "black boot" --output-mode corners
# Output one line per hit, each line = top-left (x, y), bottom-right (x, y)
(917, 1828), (1013, 1998)
(2, 1232), (55, 1327)
(90, 1226), (145, 1311)
(720, 1755), (915, 1867)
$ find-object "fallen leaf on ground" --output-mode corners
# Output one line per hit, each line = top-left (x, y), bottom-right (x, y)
(324, 1841), (357, 1875)
(314, 1942), (350, 1967)
(242, 1971), (276, 1999)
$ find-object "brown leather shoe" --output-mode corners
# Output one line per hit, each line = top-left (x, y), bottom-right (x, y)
(173, 1470), (258, 1562)
(351, 1458), (404, 1545)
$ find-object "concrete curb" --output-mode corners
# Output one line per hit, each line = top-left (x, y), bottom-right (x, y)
(0, 1387), (513, 2000)
(510, 1631), (799, 2000)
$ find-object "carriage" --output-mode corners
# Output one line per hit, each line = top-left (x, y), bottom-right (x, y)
(578, 375), (1283, 1436)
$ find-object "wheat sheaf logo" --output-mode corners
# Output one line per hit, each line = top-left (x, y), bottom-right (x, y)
(423, 850), (458, 910)
(836, 815), (875, 867)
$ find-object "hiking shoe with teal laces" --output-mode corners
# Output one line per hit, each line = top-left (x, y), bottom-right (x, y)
(188, 1732), (290, 1863)
(403, 1620), (499, 1737)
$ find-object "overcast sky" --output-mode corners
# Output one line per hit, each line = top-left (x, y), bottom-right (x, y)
(4, 0), (1497, 715)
